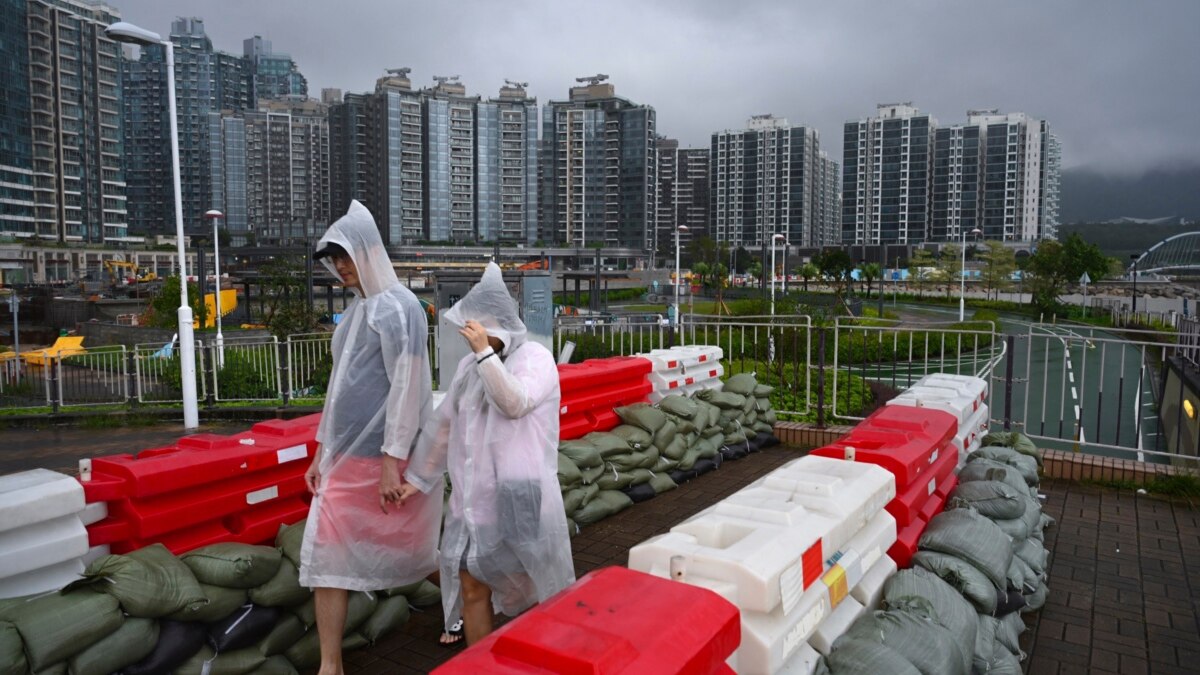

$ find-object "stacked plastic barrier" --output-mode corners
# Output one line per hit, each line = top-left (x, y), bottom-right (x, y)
(82, 415), (320, 555)
(640, 345), (724, 403)
(434, 566), (740, 674)
(0, 469), (99, 598)
(557, 356), (653, 440)
(810, 405), (958, 568)
(888, 373), (989, 467)
(628, 454), (896, 674)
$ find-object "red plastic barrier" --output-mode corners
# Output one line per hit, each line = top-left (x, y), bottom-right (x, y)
(83, 414), (321, 555)
(558, 357), (652, 394)
(884, 444), (959, 527)
(889, 516), (924, 568)
(919, 473), (959, 524)
(434, 566), (739, 675)
(811, 407), (956, 491)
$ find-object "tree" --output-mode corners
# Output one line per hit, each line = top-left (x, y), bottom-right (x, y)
(799, 262), (819, 292)
(1059, 233), (1112, 285)
(909, 248), (936, 299)
(937, 244), (963, 299)
(259, 256), (318, 339)
(732, 246), (752, 274)
(711, 262), (729, 311)
(817, 249), (854, 299)
(978, 241), (1016, 301)
(688, 236), (717, 269)
(860, 263), (883, 298)
(747, 261), (763, 282)
(692, 261), (711, 289)
(146, 275), (209, 330)
(1022, 234), (1114, 312)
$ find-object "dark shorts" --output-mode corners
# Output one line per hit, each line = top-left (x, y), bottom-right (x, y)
(461, 481), (541, 575)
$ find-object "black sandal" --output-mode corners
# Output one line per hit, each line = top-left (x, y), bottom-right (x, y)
(440, 618), (464, 646)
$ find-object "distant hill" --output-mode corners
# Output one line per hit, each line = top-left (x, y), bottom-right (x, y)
(1057, 222), (1200, 260)
(1061, 164), (1200, 223)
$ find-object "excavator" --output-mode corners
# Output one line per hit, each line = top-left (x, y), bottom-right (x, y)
(103, 260), (157, 285)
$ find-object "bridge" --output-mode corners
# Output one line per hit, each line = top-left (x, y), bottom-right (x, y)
(1129, 231), (1200, 277)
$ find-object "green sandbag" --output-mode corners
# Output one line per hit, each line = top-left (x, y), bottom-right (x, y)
(989, 514), (1030, 541)
(972, 447), (1039, 486)
(606, 450), (646, 473)
(0, 621), (25, 675)
(562, 483), (599, 513)
(677, 447), (701, 471)
(1015, 538), (1048, 575)
(258, 613), (307, 657)
(1022, 581), (1048, 612)
(358, 594), (410, 644)
(658, 395), (698, 419)
(649, 472), (677, 494)
(275, 520), (307, 569)
(707, 391), (746, 410)
(663, 414), (697, 435)
(652, 420), (678, 451)
(950, 480), (1026, 520)
(566, 518), (579, 538)
(919, 509), (1013, 590)
(723, 430), (748, 446)
(181, 543), (283, 589)
(382, 579), (440, 607)
(653, 455), (680, 473)
(958, 459), (1029, 497)
(882, 567), (977, 675)
(823, 637), (922, 675)
(660, 435), (688, 461)
(981, 431), (1042, 467)
(755, 397), (772, 412)
(741, 394), (755, 415)
(611, 424), (654, 450)
(249, 558), (311, 609)
(614, 403), (668, 434)
(285, 630), (364, 669)
(744, 410), (758, 427)
(580, 464), (605, 485)
(838, 608), (965, 675)
(69, 543), (206, 619)
(722, 373), (758, 396)
(986, 640), (1023, 675)
(559, 439), (602, 469)
(694, 437), (719, 459)
(557, 453), (583, 487)
(169, 583), (248, 622)
(700, 425), (723, 439)
(753, 421), (774, 435)
(33, 664), (66, 675)
(911, 550), (999, 615)
(753, 384), (774, 397)
(2, 590), (122, 671)
(584, 431), (633, 458)
(573, 490), (632, 525)
(250, 655), (299, 675)
(1011, 555), (1039, 592)
(761, 409), (778, 425)
(176, 645), (264, 675)
(597, 468), (637, 491)
(292, 590), (377, 631)
(68, 617), (157, 675)
(1006, 557), (1026, 593)
(637, 446), (660, 469)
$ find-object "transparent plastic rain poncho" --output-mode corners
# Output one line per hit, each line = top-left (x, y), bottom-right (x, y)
(298, 200), (442, 591)
(406, 263), (574, 624)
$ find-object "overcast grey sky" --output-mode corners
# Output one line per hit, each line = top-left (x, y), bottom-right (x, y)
(111, 0), (1199, 175)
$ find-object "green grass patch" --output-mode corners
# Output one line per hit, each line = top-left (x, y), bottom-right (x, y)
(1083, 473), (1200, 500)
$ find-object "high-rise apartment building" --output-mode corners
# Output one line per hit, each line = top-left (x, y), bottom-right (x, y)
(846, 104), (1061, 244)
(654, 137), (710, 260)
(330, 71), (541, 245)
(816, 151), (841, 247)
(210, 99), (330, 246)
(243, 36), (307, 102)
(476, 81), (538, 244)
(540, 76), (656, 248)
(0, 0), (128, 243)
(711, 115), (831, 248)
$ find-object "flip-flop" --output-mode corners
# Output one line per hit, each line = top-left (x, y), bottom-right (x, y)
(440, 618), (464, 646)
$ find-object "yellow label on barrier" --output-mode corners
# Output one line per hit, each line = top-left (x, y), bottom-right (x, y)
(822, 564), (848, 607)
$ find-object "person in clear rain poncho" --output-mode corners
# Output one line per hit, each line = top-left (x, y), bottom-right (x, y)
(400, 262), (575, 646)
(299, 200), (443, 674)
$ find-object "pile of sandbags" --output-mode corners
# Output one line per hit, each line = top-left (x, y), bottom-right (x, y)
(0, 519), (440, 674)
(820, 431), (1052, 675)
(556, 372), (783, 533)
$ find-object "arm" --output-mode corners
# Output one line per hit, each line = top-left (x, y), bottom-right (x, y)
(375, 302), (431, 460)
(402, 402), (452, 494)
(474, 347), (555, 419)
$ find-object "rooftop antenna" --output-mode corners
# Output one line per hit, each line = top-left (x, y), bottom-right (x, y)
(504, 78), (529, 89)
(432, 74), (461, 85)
(574, 73), (609, 86)
(386, 67), (411, 78)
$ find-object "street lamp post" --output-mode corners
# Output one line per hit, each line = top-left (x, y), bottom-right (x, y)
(107, 21), (199, 429)
(674, 225), (688, 327)
(205, 210), (225, 368)
(770, 234), (786, 316)
(1130, 254), (1140, 317)
(959, 228), (983, 321)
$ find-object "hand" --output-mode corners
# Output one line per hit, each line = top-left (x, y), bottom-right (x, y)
(304, 456), (321, 495)
(379, 454), (404, 513)
(397, 483), (421, 505)
(459, 320), (490, 354)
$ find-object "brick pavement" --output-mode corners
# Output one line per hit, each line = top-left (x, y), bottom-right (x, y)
(1023, 479), (1200, 675)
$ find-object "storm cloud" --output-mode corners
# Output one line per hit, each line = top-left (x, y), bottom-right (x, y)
(111, 0), (1199, 175)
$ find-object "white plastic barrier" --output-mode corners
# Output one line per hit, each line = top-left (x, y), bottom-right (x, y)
(778, 643), (824, 675)
(648, 363), (724, 402)
(808, 595), (865, 656)
(850, 554), (898, 609)
(918, 373), (987, 408)
(79, 500), (108, 526)
(886, 383), (977, 429)
(82, 544), (110, 567)
(0, 469), (92, 598)
(952, 403), (989, 464)
(751, 455), (896, 539)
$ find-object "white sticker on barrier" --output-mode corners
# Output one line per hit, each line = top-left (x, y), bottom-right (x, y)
(246, 486), (279, 505)
(785, 597), (829, 661)
(276, 445), (308, 464)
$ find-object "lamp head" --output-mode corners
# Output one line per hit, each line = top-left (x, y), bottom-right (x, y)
(104, 21), (164, 46)
(204, 210), (224, 220)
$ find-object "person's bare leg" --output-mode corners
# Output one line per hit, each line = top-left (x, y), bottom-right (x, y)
(459, 570), (494, 646)
(314, 587), (348, 675)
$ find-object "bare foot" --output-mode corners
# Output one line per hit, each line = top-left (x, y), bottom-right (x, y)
(440, 618), (464, 646)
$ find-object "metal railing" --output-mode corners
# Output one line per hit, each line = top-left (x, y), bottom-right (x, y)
(288, 333), (333, 400)
(211, 336), (282, 403)
(555, 313), (669, 358)
(56, 345), (128, 407)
